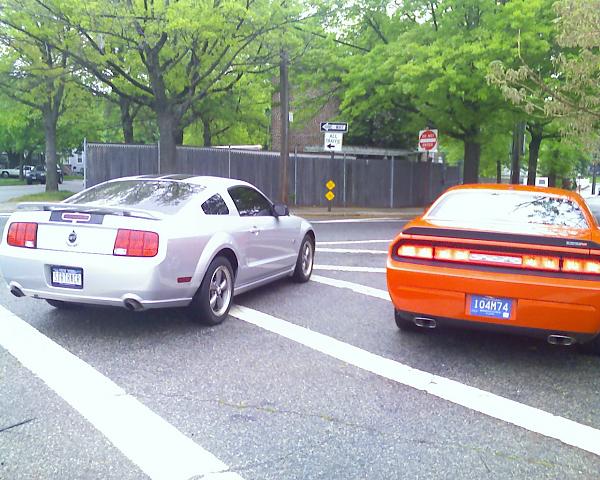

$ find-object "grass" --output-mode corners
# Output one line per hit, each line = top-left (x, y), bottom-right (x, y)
(9, 191), (76, 203)
(0, 178), (26, 186)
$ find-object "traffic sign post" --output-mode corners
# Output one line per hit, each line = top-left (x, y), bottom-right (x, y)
(418, 129), (438, 153)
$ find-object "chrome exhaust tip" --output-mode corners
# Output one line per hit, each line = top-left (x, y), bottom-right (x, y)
(10, 285), (25, 298)
(547, 335), (575, 346)
(414, 316), (437, 329)
(123, 298), (144, 312)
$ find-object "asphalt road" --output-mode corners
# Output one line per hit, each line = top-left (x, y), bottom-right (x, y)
(1, 217), (600, 479)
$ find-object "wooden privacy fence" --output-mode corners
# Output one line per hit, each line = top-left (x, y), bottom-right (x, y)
(84, 142), (460, 208)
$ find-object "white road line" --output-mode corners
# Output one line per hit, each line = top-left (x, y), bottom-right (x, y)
(317, 247), (387, 254)
(310, 218), (405, 224)
(229, 304), (600, 457)
(0, 305), (243, 480)
(311, 275), (389, 300)
(314, 265), (386, 273)
(317, 239), (390, 246)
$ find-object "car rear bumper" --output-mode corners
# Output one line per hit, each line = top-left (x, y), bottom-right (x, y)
(387, 259), (600, 338)
(0, 248), (194, 310)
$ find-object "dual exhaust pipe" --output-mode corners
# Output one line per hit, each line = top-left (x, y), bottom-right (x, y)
(410, 314), (577, 347)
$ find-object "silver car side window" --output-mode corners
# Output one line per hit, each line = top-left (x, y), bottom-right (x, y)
(202, 194), (230, 215)
(228, 186), (272, 217)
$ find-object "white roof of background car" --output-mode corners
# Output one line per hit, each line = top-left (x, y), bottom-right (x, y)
(124, 174), (252, 189)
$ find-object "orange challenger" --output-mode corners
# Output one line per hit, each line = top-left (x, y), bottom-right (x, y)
(386, 184), (600, 354)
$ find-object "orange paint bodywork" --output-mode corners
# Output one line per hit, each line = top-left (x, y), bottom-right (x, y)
(386, 184), (600, 340)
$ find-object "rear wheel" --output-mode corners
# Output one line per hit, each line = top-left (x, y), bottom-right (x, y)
(292, 234), (314, 282)
(1, 171), (8, 178)
(188, 256), (234, 326)
(394, 309), (417, 331)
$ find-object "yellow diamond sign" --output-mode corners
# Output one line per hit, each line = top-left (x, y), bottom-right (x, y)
(326, 180), (336, 190)
(325, 191), (335, 201)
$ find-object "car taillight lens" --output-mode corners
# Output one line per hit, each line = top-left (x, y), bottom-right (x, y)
(7, 222), (37, 248)
(395, 242), (600, 275)
(113, 229), (159, 257)
(397, 244), (433, 259)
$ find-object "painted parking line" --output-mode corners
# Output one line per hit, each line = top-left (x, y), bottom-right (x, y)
(317, 247), (387, 255)
(229, 304), (600, 457)
(317, 239), (390, 246)
(314, 265), (386, 273)
(311, 275), (389, 300)
(0, 305), (243, 480)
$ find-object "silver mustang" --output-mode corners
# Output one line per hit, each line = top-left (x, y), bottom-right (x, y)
(0, 175), (315, 325)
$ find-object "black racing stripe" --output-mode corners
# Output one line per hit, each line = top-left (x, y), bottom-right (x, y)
(402, 226), (599, 250)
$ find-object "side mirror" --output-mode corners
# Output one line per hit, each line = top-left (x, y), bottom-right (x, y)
(272, 203), (289, 217)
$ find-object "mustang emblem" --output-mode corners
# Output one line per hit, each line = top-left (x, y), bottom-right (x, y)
(67, 231), (78, 246)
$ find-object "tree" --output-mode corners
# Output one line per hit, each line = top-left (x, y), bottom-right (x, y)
(488, 0), (599, 143)
(13, 0), (309, 173)
(0, 2), (72, 190)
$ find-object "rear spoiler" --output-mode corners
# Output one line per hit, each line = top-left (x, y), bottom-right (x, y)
(16, 202), (163, 220)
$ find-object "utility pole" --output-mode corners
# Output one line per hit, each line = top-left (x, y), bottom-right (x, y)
(279, 49), (289, 204)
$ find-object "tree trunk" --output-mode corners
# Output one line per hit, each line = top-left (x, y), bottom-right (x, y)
(157, 109), (178, 173)
(510, 122), (525, 185)
(548, 172), (557, 187)
(496, 159), (502, 183)
(174, 127), (184, 146)
(119, 97), (135, 144)
(527, 125), (543, 186)
(44, 109), (59, 192)
(202, 119), (212, 147)
(462, 139), (481, 184)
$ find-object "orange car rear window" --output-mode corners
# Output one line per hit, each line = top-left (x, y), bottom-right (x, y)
(426, 190), (588, 229)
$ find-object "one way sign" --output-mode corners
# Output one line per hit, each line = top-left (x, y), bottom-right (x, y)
(320, 122), (348, 133)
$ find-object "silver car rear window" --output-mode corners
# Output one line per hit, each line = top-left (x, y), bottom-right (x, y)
(65, 180), (205, 214)
(426, 190), (588, 229)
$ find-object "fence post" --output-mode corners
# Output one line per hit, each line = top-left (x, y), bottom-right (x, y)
(228, 146), (231, 178)
(343, 153), (347, 207)
(83, 137), (87, 188)
(390, 155), (395, 208)
(294, 146), (298, 206)
(157, 141), (160, 174)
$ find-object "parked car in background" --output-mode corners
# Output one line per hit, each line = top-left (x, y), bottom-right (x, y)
(387, 184), (600, 354)
(1, 165), (34, 178)
(0, 175), (315, 325)
(26, 165), (64, 185)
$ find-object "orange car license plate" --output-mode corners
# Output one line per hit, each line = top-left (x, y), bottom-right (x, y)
(469, 295), (513, 320)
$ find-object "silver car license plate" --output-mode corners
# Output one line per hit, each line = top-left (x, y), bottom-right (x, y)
(51, 266), (83, 289)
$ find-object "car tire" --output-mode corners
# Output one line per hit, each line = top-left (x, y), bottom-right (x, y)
(188, 256), (234, 326)
(1, 171), (8, 178)
(395, 309), (417, 331)
(291, 234), (314, 283)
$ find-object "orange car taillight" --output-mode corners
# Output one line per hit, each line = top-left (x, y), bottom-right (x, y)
(397, 244), (433, 259)
(395, 242), (600, 274)
(7, 222), (37, 248)
(113, 229), (159, 257)
(562, 258), (600, 274)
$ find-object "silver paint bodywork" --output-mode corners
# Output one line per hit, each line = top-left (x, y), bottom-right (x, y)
(0, 176), (314, 310)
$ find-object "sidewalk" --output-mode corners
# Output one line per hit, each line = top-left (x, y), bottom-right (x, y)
(0, 201), (422, 219)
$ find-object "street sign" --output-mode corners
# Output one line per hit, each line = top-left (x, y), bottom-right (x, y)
(324, 132), (343, 151)
(325, 191), (335, 201)
(418, 129), (438, 152)
(326, 180), (336, 190)
(320, 122), (348, 133)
